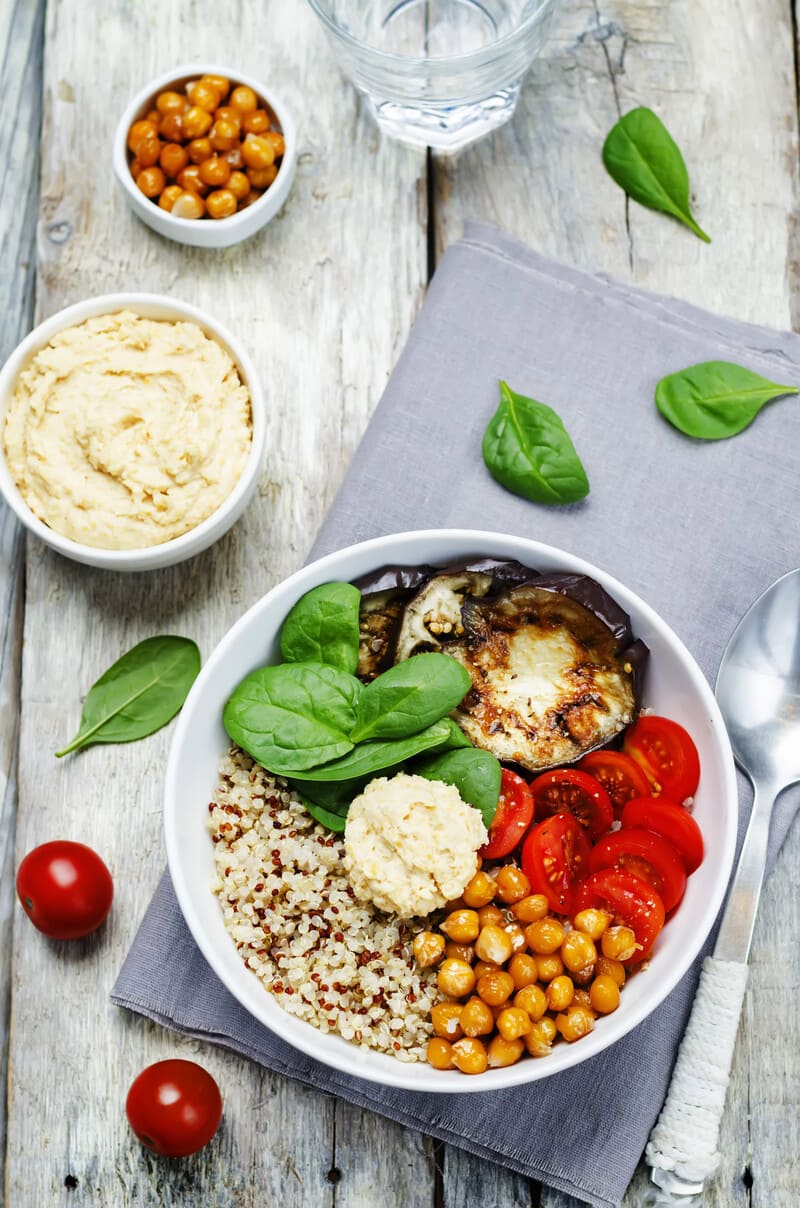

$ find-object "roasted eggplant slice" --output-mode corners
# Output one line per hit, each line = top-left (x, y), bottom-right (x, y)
(445, 576), (648, 772)
(354, 565), (436, 680)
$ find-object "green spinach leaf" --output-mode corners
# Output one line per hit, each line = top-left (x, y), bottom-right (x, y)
(297, 794), (348, 833)
(482, 380), (589, 505)
(55, 635), (201, 757)
(438, 719), (473, 750)
(280, 581), (361, 672)
(297, 719), (453, 782)
(290, 775), (367, 815)
(350, 653), (471, 743)
(655, 360), (797, 439)
(414, 748), (501, 830)
(223, 661), (361, 775)
(602, 107), (710, 243)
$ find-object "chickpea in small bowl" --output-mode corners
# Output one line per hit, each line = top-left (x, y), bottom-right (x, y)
(113, 64), (296, 248)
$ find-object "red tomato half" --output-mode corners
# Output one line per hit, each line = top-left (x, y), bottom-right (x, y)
(529, 769), (613, 839)
(588, 827), (687, 913)
(480, 769), (535, 859)
(521, 813), (592, 915)
(577, 750), (651, 818)
(621, 797), (704, 874)
(126, 1059), (223, 1157)
(573, 868), (666, 954)
(16, 840), (113, 940)
(623, 716), (700, 802)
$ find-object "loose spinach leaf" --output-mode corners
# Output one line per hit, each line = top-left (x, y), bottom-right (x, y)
(602, 107), (710, 243)
(350, 653), (472, 743)
(55, 635), (201, 757)
(296, 719), (453, 782)
(280, 581), (362, 672)
(223, 661), (361, 775)
(438, 719), (473, 750)
(414, 748), (501, 830)
(482, 381), (589, 505)
(297, 793), (348, 833)
(290, 775), (367, 815)
(655, 360), (798, 439)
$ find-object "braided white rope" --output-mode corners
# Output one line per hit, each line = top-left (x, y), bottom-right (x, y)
(645, 956), (749, 1198)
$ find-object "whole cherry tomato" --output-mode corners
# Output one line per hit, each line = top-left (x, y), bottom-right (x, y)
(126, 1059), (223, 1157)
(16, 840), (113, 939)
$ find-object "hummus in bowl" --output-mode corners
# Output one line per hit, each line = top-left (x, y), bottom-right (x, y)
(0, 294), (265, 570)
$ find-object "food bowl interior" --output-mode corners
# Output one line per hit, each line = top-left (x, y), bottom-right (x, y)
(165, 529), (737, 1092)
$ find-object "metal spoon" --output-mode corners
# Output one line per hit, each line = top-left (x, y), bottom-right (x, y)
(647, 568), (800, 1200)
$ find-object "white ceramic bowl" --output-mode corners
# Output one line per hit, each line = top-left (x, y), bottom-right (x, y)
(113, 64), (297, 249)
(0, 293), (266, 571)
(165, 529), (738, 1091)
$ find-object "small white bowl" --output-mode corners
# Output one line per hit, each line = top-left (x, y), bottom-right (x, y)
(0, 293), (266, 571)
(165, 529), (738, 1092)
(113, 64), (297, 249)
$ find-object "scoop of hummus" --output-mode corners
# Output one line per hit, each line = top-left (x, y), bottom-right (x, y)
(344, 773), (487, 918)
(3, 310), (252, 549)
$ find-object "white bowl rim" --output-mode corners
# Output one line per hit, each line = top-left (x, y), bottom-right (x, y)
(0, 291), (266, 565)
(165, 527), (738, 1092)
(112, 62), (297, 236)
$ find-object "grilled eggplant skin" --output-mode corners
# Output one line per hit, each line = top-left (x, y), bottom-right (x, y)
(353, 564), (436, 680)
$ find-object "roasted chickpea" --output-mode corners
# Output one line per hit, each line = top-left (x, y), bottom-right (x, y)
(187, 80), (220, 112)
(426, 1037), (455, 1070)
(441, 909), (480, 944)
(182, 105), (214, 139)
(136, 166), (165, 198)
(590, 974), (621, 1014)
(602, 925), (638, 962)
(504, 923), (527, 954)
(187, 137), (212, 164)
(246, 164), (278, 189)
(534, 954), (564, 982)
(158, 112), (184, 142)
(525, 1017), (557, 1057)
(474, 924), (513, 966)
(496, 1006), (531, 1041)
(156, 90), (188, 115)
(476, 970), (515, 1007)
(206, 188), (238, 220)
(263, 129), (286, 157)
(158, 184), (184, 211)
(525, 917), (565, 955)
(472, 960), (501, 981)
(198, 155), (231, 187)
(430, 1001), (463, 1040)
(127, 118), (158, 154)
(145, 108), (161, 126)
(546, 974), (575, 1013)
(573, 908), (611, 940)
(451, 1037), (488, 1075)
(170, 191), (205, 220)
(243, 108), (271, 135)
(437, 958), (475, 999)
(495, 866), (531, 903)
(487, 1035), (525, 1068)
(477, 903), (504, 928)
(561, 930), (597, 974)
(512, 894), (549, 923)
(572, 988), (593, 1011)
(240, 189), (263, 208)
(210, 118), (240, 152)
(135, 135), (162, 168)
(412, 931), (445, 968)
(463, 871), (497, 909)
(224, 146), (245, 170)
(508, 953), (538, 990)
(160, 142), (189, 178)
(177, 165), (209, 196)
(230, 84), (258, 113)
(596, 956), (626, 987)
(214, 105), (243, 132)
(202, 73), (230, 99)
(242, 133), (275, 170)
(444, 941), (474, 964)
(459, 997), (494, 1037)
(129, 156), (142, 179)
(513, 982), (547, 1022)
(556, 1005), (595, 1043)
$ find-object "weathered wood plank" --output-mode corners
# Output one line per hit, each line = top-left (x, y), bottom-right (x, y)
(433, 2), (800, 1205)
(0, 0), (43, 1201)
(5, 2), (429, 1206)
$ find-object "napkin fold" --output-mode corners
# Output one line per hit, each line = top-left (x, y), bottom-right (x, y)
(112, 223), (800, 1208)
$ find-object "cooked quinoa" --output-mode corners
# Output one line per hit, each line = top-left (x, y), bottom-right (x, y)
(208, 747), (438, 1060)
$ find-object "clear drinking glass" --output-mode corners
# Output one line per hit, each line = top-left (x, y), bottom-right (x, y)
(306, 0), (558, 152)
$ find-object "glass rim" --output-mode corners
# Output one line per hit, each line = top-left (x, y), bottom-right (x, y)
(306, 0), (555, 69)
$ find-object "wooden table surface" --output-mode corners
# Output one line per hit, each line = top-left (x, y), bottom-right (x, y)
(2, 1), (799, 1205)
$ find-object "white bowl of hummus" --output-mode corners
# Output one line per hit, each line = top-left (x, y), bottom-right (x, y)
(0, 293), (265, 570)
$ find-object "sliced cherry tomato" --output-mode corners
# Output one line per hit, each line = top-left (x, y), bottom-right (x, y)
(588, 827), (687, 912)
(16, 840), (113, 940)
(529, 768), (613, 839)
(622, 715), (700, 802)
(573, 868), (665, 954)
(126, 1059), (223, 1157)
(480, 769), (535, 859)
(521, 813), (592, 914)
(620, 796), (704, 874)
(577, 750), (651, 818)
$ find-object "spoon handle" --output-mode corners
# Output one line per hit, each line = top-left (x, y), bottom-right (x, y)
(646, 776), (778, 1198)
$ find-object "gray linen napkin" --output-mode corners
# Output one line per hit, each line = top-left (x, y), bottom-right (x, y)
(112, 222), (800, 1208)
